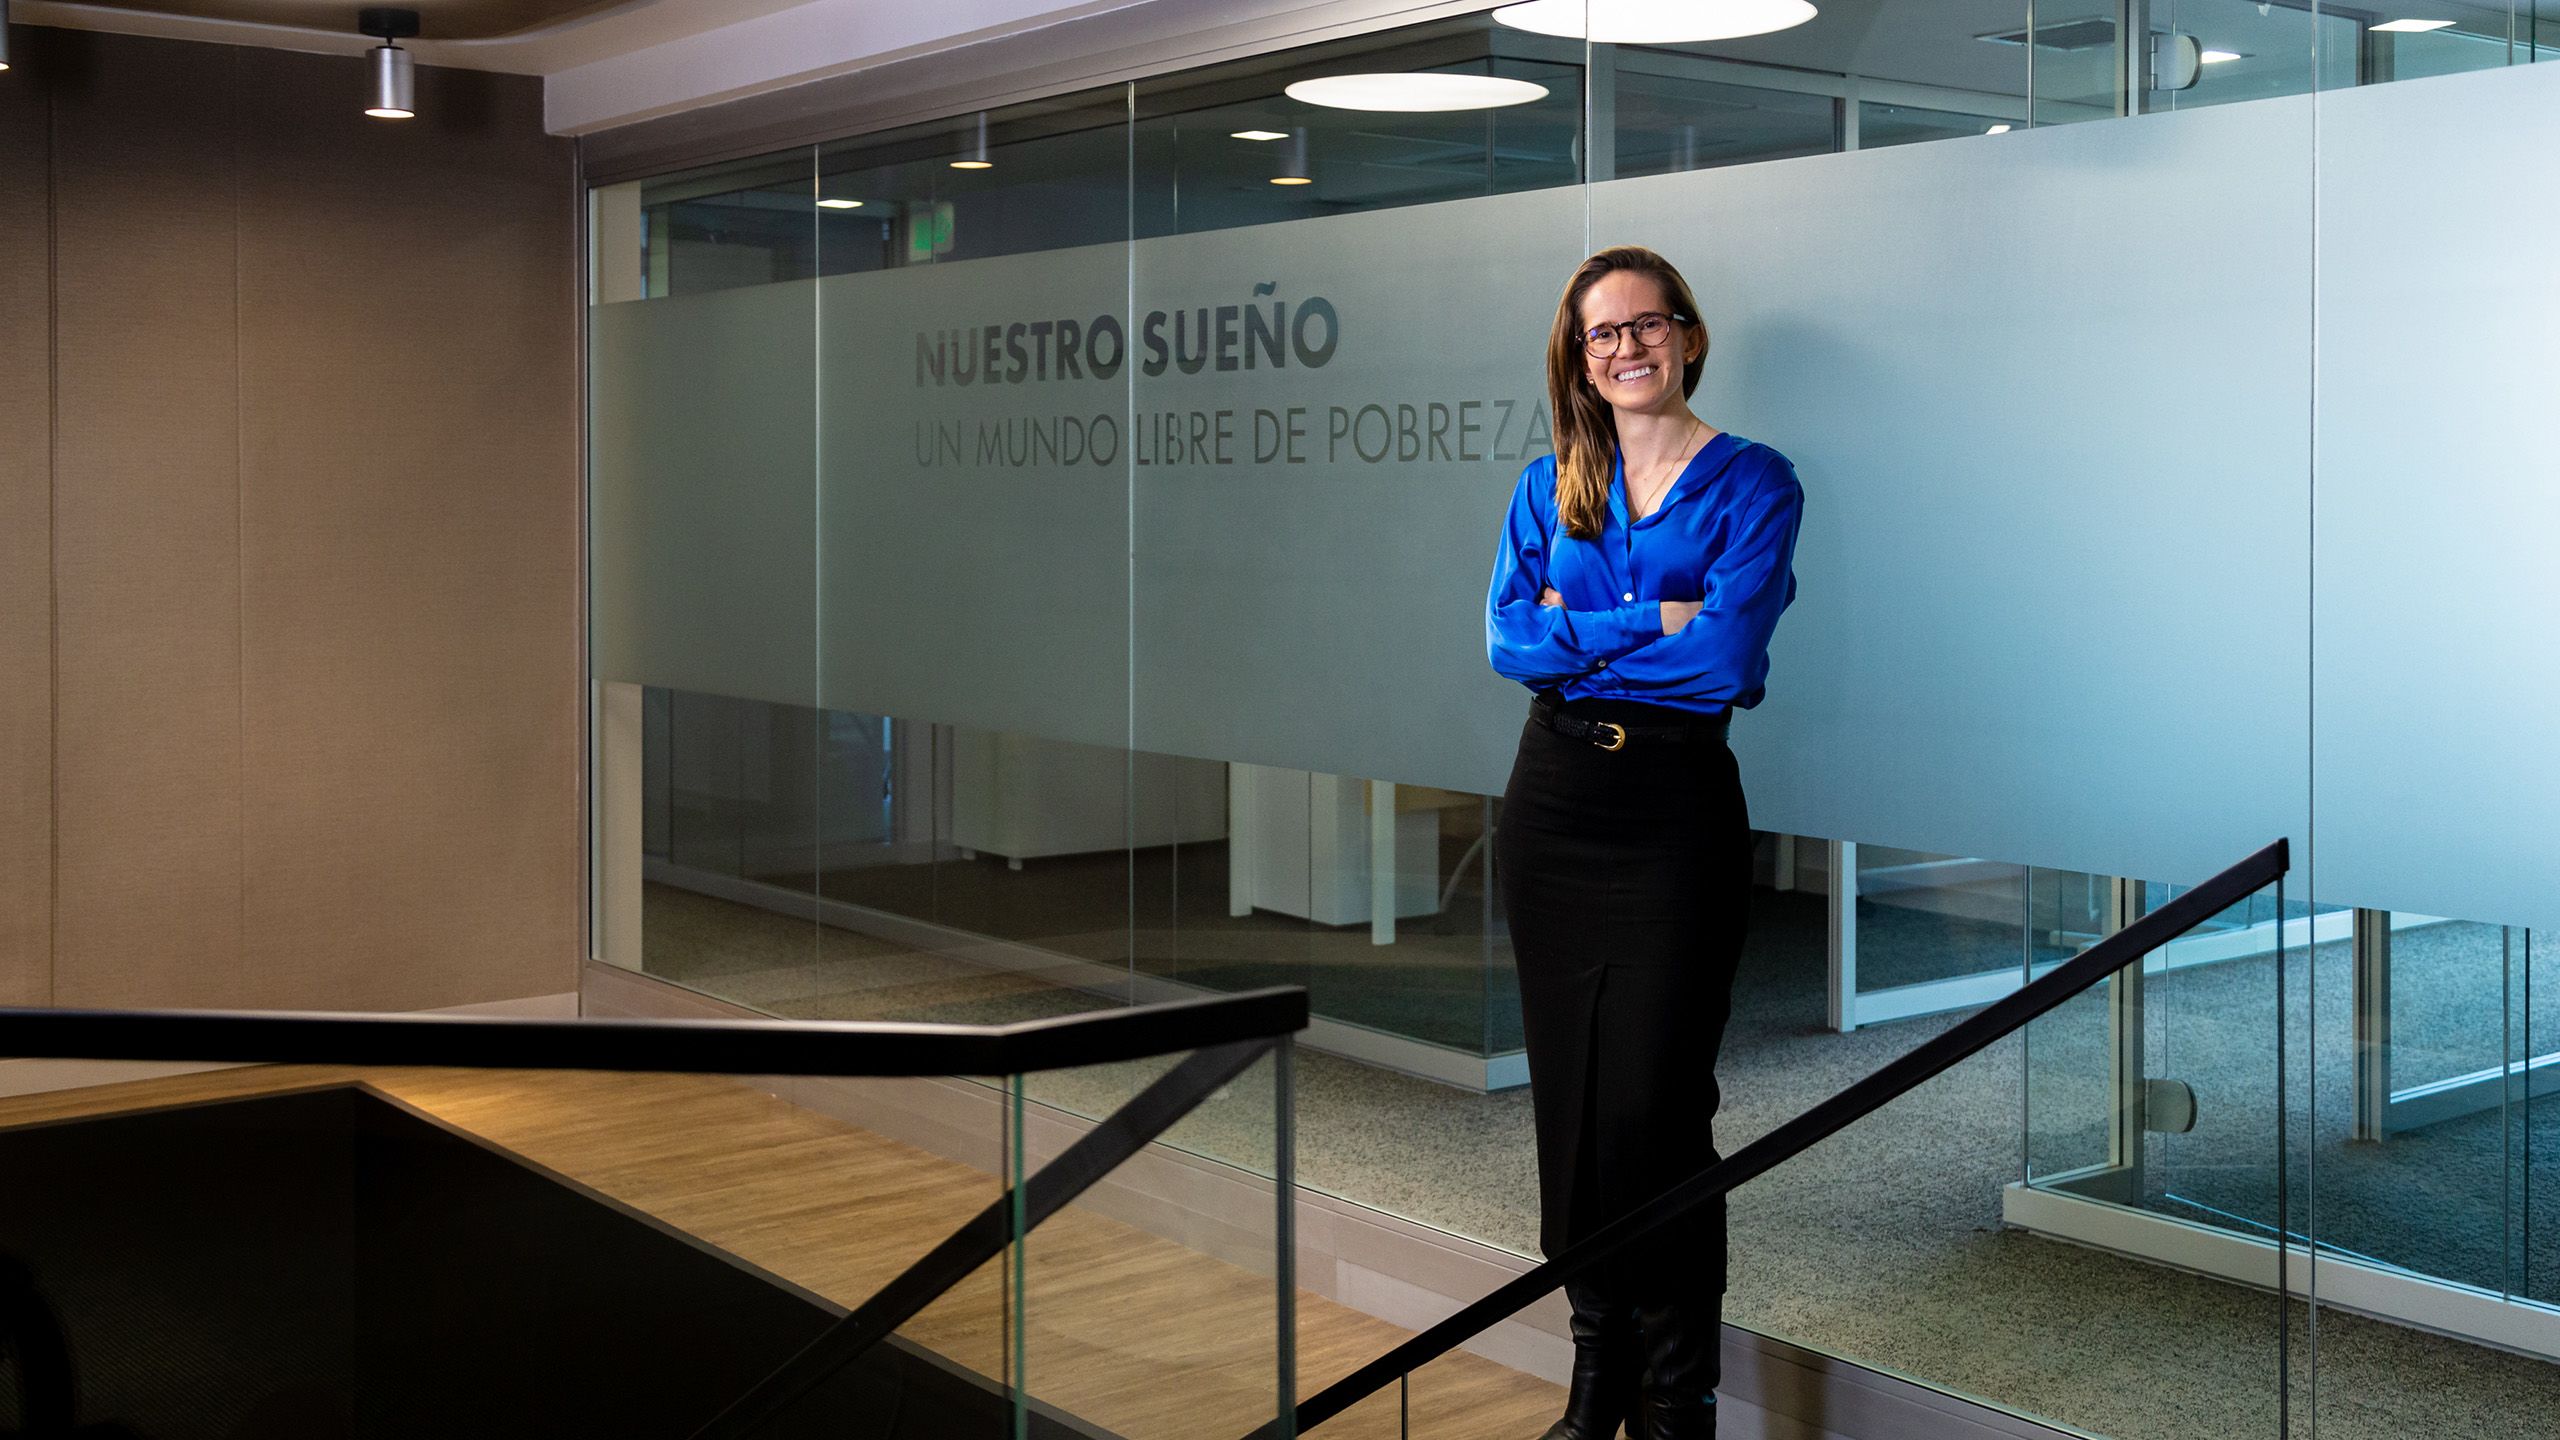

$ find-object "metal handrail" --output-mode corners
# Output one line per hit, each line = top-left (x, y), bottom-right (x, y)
(1267, 838), (2290, 1436)
(0, 981), (1312, 1438)
(0, 984), (1308, 1078)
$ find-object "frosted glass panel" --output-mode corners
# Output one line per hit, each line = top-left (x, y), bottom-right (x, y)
(1129, 183), (1587, 792)
(603, 102), (2338, 892)
(590, 282), (816, 708)
(1591, 101), (2313, 888)
(2315, 60), (2560, 936)
(814, 243), (1129, 747)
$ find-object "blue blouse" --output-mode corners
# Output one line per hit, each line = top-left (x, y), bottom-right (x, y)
(1486, 432), (1804, 715)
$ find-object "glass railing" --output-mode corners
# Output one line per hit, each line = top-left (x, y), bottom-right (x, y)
(582, 0), (2560, 1432)
(1281, 840), (2294, 1437)
(0, 991), (1304, 1440)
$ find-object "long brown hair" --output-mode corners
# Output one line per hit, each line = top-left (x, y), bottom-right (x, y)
(1545, 246), (1709, 539)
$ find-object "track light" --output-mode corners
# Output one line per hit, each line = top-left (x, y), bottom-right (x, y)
(951, 112), (993, 169)
(360, 8), (418, 120)
(1271, 128), (1312, 186)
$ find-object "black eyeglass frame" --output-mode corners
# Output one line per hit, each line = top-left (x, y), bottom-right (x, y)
(1581, 311), (1693, 359)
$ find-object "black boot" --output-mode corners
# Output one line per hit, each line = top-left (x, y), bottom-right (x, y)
(1629, 1300), (1718, 1439)
(1539, 1280), (1639, 1440)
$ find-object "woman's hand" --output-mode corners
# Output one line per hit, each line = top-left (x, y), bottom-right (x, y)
(1539, 586), (1563, 607)
(1662, 599), (1703, 634)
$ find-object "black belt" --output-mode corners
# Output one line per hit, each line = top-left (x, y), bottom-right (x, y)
(1531, 695), (1729, 752)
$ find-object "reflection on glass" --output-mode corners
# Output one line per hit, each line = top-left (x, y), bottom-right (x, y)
(2145, 0), (2357, 111)
(819, 94), (1131, 270)
(1022, 1050), (1289, 1440)
(1850, 845), (2031, 991)
(634, 150), (820, 298)
(2017, 879), (2291, 1436)
(1133, 17), (1584, 234)
(588, 4), (2560, 1436)
(1607, 73), (1833, 175)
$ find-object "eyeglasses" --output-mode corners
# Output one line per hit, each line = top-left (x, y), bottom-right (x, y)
(1581, 311), (1689, 358)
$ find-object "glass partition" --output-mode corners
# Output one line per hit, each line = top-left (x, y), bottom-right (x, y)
(587, 1), (2560, 1434)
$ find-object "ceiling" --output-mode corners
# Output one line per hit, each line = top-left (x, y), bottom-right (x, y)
(8, 0), (822, 73)
(53, 0), (624, 40)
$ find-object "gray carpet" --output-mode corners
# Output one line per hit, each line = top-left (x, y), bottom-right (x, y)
(637, 879), (2560, 1439)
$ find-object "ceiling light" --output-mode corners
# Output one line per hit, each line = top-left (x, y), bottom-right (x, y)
(1493, 0), (1816, 43)
(2199, 48), (2244, 63)
(1284, 74), (1550, 112)
(1985, 123), (2012, 134)
(817, 198), (862, 209)
(1271, 127), (1313, 186)
(951, 112), (993, 169)
(2372, 17), (2456, 31)
(359, 8), (419, 119)
(1232, 129), (1289, 141)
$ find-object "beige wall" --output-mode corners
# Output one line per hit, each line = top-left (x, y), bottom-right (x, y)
(0, 31), (580, 1012)
(0, 57), (49, 1010)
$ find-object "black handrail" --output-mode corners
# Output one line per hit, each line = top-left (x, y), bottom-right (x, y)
(0, 982), (1311, 1439)
(0, 985), (1307, 1078)
(1265, 838), (2289, 1437)
(693, 1036), (1280, 1437)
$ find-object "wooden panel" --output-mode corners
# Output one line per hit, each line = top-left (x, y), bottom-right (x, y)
(233, 50), (579, 1010)
(0, 56), (52, 1008)
(47, 34), (245, 1009)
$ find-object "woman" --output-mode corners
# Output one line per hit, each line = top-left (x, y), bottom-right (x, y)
(1486, 246), (1803, 1440)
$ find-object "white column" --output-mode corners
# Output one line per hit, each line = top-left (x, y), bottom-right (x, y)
(2106, 876), (2150, 1178)
(588, 182), (646, 305)
(596, 680), (646, 968)
(1371, 781), (1397, 946)
(1827, 839), (1858, 1033)
(1227, 764), (1254, 917)
(2353, 909), (2393, 1142)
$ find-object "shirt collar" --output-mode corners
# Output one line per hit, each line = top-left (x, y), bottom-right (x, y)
(1612, 430), (1740, 527)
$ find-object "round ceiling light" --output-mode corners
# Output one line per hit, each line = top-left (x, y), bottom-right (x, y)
(1492, 0), (1817, 43)
(1283, 73), (1551, 112)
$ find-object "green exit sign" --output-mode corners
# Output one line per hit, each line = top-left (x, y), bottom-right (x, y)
(906, 202), (956, 262)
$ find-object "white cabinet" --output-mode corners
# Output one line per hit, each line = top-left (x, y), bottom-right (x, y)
(948, 729), (1227, 864)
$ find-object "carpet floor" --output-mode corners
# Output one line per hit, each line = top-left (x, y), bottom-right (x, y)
(637, 869), (2560, 1440)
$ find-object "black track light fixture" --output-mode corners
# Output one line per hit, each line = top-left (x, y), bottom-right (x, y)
(360, 7), (420, 119)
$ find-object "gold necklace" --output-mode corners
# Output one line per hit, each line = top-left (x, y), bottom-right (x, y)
(1628, 418), (1704, 515)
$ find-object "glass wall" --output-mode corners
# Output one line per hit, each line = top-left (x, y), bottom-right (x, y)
(589, 2), (2560, 1435)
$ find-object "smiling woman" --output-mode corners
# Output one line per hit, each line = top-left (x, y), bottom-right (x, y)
(1486, 244), (1805, 1440)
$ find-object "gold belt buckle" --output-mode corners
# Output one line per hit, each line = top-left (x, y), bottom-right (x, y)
(1595, 721), (1628, 752)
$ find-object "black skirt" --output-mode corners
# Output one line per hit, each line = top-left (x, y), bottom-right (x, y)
(1495, 695), (1754, 1301)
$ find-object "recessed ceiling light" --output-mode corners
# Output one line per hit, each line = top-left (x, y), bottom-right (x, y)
(1270, 177), (1314, 186)
(1232, 129), (1290, 141)
(2199, 48), (2244, 63)
(950, 159), (994, 170)
(1985, 123), (2012, 134)
(816, 198), (862, 209)
(1284, 74), (1551, 112)
(2372, 17), (2456, 31)
(1494, 0), (1816, 43)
